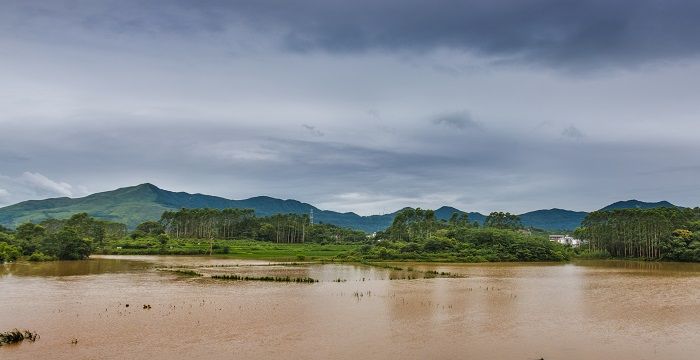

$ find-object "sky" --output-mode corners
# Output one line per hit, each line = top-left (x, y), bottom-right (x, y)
(1, 0), (700, 215)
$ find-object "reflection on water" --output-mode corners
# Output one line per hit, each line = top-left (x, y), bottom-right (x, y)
(1, 258), (151, 277)
(1, 256), (699, 360)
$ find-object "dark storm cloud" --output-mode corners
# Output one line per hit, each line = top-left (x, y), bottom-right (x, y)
(4, 1), (700, 68)
(229, 0), (700, 68)
(7, 0), (699, 68)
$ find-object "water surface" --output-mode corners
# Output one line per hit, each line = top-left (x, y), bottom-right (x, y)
(1, 256), (698, 359)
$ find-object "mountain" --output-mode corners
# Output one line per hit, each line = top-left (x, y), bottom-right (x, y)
(0, 183), (680, 232)
(0, 183), (400, 232)
(434, 206), (487, 225)
(599, 200), (677, 211)
(519, 209), (588, 231)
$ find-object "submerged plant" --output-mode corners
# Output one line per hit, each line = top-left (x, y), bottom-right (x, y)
(0, 329), (39, 346)
(157, 268), (203, 277)
(211, 274), (318, 283)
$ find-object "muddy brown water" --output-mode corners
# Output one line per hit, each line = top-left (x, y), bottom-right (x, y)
(1, 256), (699, 359)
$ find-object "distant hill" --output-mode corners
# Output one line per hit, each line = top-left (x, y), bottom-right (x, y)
(519, 209), (589, 232)
(0, 183), (681, 232)
(599, 200), (677, 211)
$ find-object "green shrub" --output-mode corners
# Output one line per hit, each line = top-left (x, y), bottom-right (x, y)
(0, 242), (21, 263)
(28, 251), (55, 262)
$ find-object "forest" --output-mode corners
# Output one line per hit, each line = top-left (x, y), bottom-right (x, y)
(576, 207), (700, 261)
(2, 206), (700, 263)
(0, 213), (126, 261)
(358, 208), (570, 262)
(0, 209), (367, 261)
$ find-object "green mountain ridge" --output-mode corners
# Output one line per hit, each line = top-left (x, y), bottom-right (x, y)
(0, 183), (679, 232)
(600, 200), (677, 211)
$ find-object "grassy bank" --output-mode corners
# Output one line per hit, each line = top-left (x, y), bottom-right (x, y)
(98, 238), (359, 261)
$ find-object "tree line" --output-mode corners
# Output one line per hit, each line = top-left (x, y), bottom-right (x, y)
(0, 213), (126, 261)
(363, 208), (567, 262)
(153, 208), (366, 244)
(576, 207), (700, 261)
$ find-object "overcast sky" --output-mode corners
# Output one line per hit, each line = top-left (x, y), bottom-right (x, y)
(1, 0), (700, 215)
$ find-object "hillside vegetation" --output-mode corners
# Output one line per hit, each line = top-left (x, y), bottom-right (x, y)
(0, 183), (680, 232)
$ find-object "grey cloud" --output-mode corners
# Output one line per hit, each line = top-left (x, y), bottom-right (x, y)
(1, 1), (700, 215)
(561, 125), (585, 139)
(0, 172), (88, 206)
(2, 118), (698, 214)
(5, 0), (699, 69)
(19, 172), (74, 197)
(432, 112), (479, 130)
(302, 124), (324, 137)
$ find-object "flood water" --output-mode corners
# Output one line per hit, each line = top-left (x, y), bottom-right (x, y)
(1, 256), (699, 360)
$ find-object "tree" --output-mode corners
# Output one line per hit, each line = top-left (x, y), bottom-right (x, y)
(42, 227), (92, 260)
(578, 207), (700, 260)
(385, 208), (441, 241)
(14, 223), (46, 255)
(485, 212), (522, 230)
(134, 221), (165, 238)
(449, 212), (471, 227)
(0, 242), (21, 263)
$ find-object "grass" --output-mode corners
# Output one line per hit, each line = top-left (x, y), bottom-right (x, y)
(160, 269), (203, 276)
(211, 274), (318, 283)
(100, 238), (359, 261)
(0, 329), (39, 346)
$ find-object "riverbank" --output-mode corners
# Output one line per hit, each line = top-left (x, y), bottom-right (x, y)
(89, 238), (698, 264)
(97, 239), (358, 261)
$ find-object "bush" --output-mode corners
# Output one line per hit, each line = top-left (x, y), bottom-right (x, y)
(576, 249), (612, 259)
(423, 236), (455, 252)
(130, 230), (147, 239)
(28, 251), (55, 262)
(42, 228), (92, 260)
(157, 234), (169, 245)
(0, 242), (21, 263)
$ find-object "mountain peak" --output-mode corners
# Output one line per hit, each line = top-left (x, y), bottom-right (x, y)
(600, 200), (676, 211)
(135, 183), (160, 190)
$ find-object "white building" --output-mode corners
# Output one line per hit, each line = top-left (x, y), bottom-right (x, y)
(549, 234), (582, 247)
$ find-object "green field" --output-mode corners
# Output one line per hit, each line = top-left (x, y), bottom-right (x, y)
(100, 238), (359, 261)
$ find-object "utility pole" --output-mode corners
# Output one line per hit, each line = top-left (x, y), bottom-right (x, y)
(310, 209), (314, 225)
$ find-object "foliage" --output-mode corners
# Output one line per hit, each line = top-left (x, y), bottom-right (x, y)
(130, 220), (167, 239)
(39, 213), (126, 247)
(0, 242), (21, 263)
(159, 208), (366, 244)
(574, 249), (612, 259)
(0, 213), (108, 260)
(358, 209), (569, 262)
(42, 227), (92, 260)
(13, 223), (46, 255)
(577, 207), (700, 261)
(100, 238), (358, 260)
(484, 212), (523, 230)
(28, 251), (55, 262)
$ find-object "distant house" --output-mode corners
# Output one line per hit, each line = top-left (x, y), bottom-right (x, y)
(549, 234), (582, 247)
